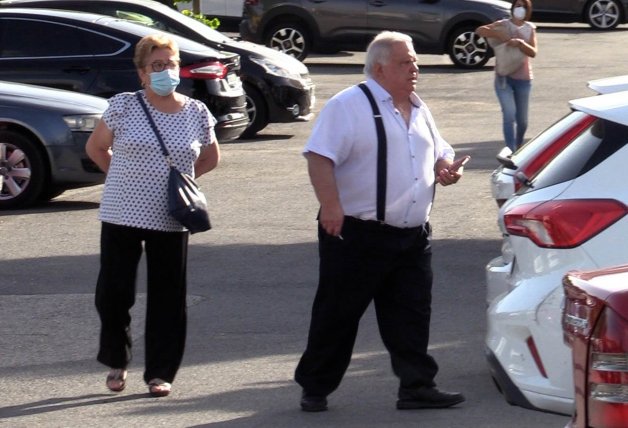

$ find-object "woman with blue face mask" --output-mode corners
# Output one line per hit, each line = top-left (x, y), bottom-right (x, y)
(86, 34), (220, 398)
(476, 0), (538, 152)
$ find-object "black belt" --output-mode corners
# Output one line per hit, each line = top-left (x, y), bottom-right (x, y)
(344, 216), (428, 235)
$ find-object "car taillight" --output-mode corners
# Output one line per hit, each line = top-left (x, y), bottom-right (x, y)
(514, 115), (595, 193)
(179, 61), (227, 80)
(504, 199), (627, 249)
(588, 306), (628, 427)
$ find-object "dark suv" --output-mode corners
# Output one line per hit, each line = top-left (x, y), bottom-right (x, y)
(0, 8), (249, 141)
(239, 0), (511, 68)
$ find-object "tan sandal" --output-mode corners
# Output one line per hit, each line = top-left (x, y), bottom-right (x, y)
(148, 378), (172, 397)
(106, 369), (127, 392)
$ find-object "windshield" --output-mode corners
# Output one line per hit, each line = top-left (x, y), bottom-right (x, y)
(119, 2), (232, 44)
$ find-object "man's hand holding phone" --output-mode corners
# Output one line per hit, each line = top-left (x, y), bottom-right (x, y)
(436, 155), (471, 186)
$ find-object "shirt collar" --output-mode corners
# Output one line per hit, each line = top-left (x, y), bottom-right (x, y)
(364, 78), (424, 108)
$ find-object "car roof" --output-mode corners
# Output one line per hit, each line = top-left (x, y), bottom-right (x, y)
(570, 90), (628, 127)
(0, 7), (225, 56)
(587, 75), (628, 94)
(0, 80), (108, 111)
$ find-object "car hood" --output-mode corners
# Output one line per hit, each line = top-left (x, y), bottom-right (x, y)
(0, 81), (108, 113)
(224, 39), (309, 75)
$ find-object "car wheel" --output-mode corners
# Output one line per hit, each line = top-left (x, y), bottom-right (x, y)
(585, 0), (622, 30)
(240, 84), (269, 139)
(448, 26), (491, 69)
(0, 130), (47, 209)
(265, 21), (310, 61)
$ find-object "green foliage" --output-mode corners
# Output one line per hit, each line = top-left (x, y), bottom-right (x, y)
(180, 9), (221, 29)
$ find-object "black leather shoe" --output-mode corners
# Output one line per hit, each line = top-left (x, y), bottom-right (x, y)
(396, 386), (465, 409)
(300, 391), (328, 412)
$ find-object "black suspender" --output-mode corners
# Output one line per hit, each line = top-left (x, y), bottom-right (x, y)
(357, 83), (387, 223)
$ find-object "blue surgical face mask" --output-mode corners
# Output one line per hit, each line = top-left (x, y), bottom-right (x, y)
(149, 68), (180, 96)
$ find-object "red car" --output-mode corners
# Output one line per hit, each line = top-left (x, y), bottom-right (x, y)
(562, 265), (628, 428)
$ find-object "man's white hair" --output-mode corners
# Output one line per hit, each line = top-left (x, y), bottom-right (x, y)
(363, 31), (413, 78)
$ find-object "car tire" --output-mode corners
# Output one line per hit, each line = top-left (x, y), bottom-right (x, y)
(265, 21), (310, 61)
(241, 84), (269, 139)
(447, 26), (491, 69)
(585, 0), (622, 30)
(0, 130), (47, 209)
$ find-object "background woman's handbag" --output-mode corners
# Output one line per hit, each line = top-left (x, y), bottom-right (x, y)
(487, 22), (526, 76)
(493, 42), (526, 76)
(136, 92), (211, 234)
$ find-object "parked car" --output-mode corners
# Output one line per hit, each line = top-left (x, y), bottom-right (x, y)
(486, 75), (628, 306)
(562, 264), (628, 428)
(0, 0), (314, 138)
(0, 81), (108, 209)
(532, 0), (628, 30)
(239, 0), (511, 68)
(485, 89), (628, 415)
(0, 7), (248, 142)
(490, 75), (628, 208)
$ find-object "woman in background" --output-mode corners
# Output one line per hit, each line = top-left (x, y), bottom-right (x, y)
(476, 0), (537, 151)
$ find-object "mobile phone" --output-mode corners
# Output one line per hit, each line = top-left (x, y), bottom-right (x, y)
(450, 155), (471, 172)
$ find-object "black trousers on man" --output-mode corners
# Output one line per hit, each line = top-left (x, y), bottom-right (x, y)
(95, 222), (188, 384)
(295, 216), (439, 397)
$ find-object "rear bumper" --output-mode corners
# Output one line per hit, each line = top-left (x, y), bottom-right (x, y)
(215, 114), (250, 142)
(486, 347), (573, 415)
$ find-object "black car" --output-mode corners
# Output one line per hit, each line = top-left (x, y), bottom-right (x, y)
(0, 7), (248, 142)
(0, 81), (108, 209)
(0, 0), (315, 138)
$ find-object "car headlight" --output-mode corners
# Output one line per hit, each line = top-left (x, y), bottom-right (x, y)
(63, 114), (102, 132)
(249, 56), (303, 80)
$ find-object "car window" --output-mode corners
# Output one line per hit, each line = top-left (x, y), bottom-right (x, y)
(512, 111), (588, 167)
(89, 5), (171, 32)
(530, 119), (628, 190)
(0, 18), (127, 57)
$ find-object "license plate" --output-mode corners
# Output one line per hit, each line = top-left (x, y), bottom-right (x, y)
(227, 73), (239, 87)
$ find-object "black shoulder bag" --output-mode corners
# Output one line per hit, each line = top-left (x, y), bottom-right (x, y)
(135, 92), (211, 234)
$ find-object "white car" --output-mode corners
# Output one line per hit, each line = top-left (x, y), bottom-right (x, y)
(486, 75), (628, 306)
(490, 74), (628, 208)
(485, 90), (628, 415)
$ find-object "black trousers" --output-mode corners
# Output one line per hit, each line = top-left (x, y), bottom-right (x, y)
(95, 222), (189, 384)
(295, 216), (439, 397)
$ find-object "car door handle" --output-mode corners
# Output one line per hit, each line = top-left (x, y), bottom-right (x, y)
(370, 0), (386, 7)
(63, 66), (91, 75)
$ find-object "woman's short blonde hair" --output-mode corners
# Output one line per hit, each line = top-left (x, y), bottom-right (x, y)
(133, 34), (180, 69)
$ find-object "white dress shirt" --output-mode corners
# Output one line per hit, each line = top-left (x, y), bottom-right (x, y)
(304, 79), (455, 228)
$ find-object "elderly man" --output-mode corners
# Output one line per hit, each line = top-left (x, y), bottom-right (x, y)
(294, 31), (468, 412)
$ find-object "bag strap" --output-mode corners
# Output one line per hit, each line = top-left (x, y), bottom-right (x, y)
(135, 91), (171, 163)
(357, 83), (386, 223)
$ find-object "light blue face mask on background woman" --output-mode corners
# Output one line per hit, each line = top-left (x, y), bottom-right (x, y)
(150, 69), (180, 96)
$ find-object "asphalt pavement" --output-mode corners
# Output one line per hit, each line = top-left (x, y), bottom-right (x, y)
(1, 22), (627, 427)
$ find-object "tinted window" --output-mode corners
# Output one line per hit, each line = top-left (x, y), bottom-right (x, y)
(530, 119), (628, 190)
(512, 111), (588, 168)
(0, 18), (126, 58)
(89, 5), (172, 32)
